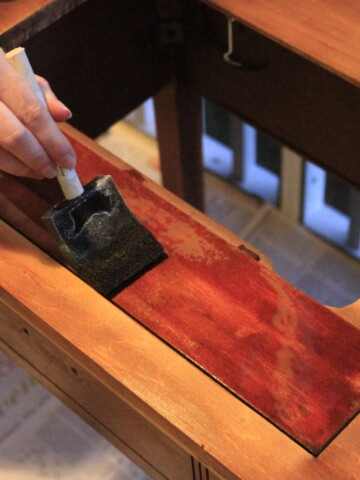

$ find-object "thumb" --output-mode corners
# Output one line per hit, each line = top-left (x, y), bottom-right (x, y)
(36, 75), (72, 122)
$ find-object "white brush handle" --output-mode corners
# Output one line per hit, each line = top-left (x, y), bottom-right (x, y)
(5, 47), (84, 200)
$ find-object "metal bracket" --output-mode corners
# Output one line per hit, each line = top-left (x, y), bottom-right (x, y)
(223, 17), (244, 68)
(223, 17), (267, 71)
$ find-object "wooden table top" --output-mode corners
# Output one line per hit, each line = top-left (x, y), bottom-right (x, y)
(0, 124), (359, 479)
(203, 0), (360, 87)
(0, 124), (359, 458)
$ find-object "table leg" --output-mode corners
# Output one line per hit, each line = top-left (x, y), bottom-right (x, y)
(154, 79), (204, 210)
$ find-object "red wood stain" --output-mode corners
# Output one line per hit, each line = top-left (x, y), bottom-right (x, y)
(0, 137), (359, 455)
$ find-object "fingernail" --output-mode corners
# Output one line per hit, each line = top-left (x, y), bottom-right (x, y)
(61, 154), (76, 168)
(58, 101), (73, 119)
(41, 164), (57, 179)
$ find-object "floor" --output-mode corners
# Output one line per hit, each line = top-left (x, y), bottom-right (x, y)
(1, 119), (359, 479)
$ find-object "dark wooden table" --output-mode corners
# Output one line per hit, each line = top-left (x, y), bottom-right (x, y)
(158, 0), (360, 207)
(1, 0), (360, 208)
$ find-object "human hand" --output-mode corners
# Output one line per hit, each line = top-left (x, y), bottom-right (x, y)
(0, 48), (76, 179)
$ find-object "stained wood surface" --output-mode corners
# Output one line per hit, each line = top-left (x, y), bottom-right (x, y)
(0, 125), (359, 479)
(202, 0), (360, 87)
(1, 217), (358, 480)
(0, 126), (358, 456)
(0, 0), (88, 49)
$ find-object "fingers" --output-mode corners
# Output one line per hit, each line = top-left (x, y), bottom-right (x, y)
(0, 100), (57, 178)
(0, 146), (44, 179)
(36, 76), (72, 122)
(0, 49), (76, 177)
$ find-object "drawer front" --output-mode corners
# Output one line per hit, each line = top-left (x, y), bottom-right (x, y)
(0, 300), (197, 480)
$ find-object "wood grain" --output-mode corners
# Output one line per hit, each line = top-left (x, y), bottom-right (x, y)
(202, 0), (360, 87)
(0, 124), (359, 478)
(0, 125), (358, 456)
(0, 187), (358, 480)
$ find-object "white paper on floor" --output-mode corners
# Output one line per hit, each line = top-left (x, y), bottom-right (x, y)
(0, 351), (149, 480)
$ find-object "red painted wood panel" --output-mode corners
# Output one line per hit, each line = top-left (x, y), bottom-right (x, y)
(0, 137), (359, 455)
